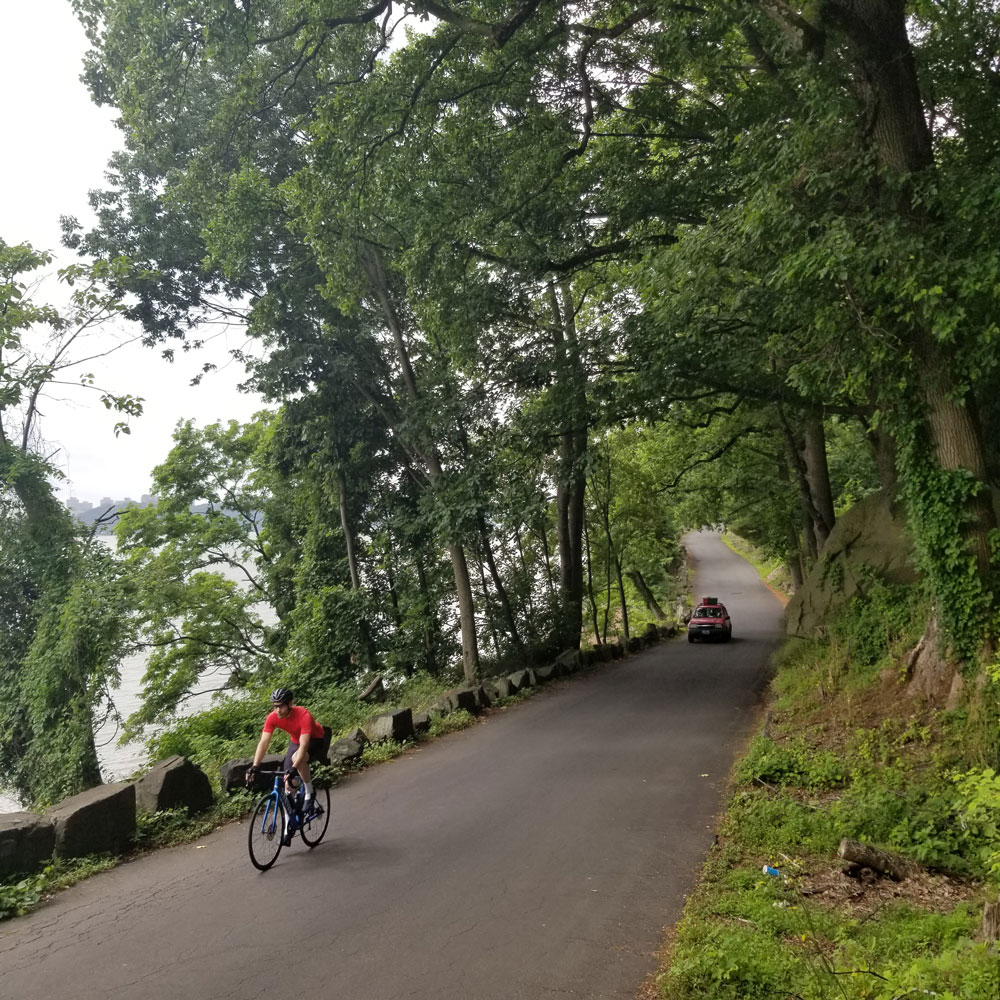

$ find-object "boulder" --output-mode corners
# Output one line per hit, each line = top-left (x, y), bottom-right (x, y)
(533, 664), (556, 683)
(329, 738), (365, 764)
(611, 641), (625, 659)
(220, 753), (284, 793)
(134, 755), (214, 815)
(428, 696), (453, 717)
(47, 782), (136, 859)
(476, 681), (498, 707)
(344, 727), (369, 747)
(445, 688), (479, 713)
(507, 669), (535, 692)
(412, 712), (432, 735)
(0, 812), (56, 880)
(593, 643), (615, 662)
(785, 490), (919, 638)
(506, 669), (529, 693)
(493, 676), (513, 700)
(626, 636), (643, 653)
(367, 707), (415, 743)
(555, 649), (580, 673)
(643, 622), (660, 644)
(579, 648), (597, 667)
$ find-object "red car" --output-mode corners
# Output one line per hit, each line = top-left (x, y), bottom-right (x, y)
(687, 596), (732, 643)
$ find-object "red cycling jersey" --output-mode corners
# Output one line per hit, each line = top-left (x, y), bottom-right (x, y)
(263, 705), (324, 743)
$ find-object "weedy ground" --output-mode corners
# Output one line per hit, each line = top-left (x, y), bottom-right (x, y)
(649, 579), (1000, 1000)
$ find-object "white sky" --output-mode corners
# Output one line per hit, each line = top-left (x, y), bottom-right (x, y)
(1, 0), (265, 503)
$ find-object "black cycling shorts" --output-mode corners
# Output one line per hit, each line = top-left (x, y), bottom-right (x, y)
(283, 733), (329, 771)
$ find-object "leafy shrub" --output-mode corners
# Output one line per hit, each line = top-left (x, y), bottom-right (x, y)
(827, 578), (926, 669)
(428, 709), (475, 737)
(735, 735), (847, 790)
(360, 739), (411, 765)
(0, 856), (116, 922)
(134, 808), (215, 850)
(725, 788), (840, 853)
(953, 767), (1000, 883)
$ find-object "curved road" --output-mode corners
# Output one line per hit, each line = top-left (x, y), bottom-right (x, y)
(0, 532), (784, 1000)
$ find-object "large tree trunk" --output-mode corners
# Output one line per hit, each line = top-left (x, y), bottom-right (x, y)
(831, 1), (998, 642)
(548, 280), (588, 649)
(865, 424), (898, 492)
(802, 411), (836, 550)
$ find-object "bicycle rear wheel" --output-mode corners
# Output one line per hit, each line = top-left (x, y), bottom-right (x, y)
(248, 794), (285, 870)
(300, 786), (330, 847)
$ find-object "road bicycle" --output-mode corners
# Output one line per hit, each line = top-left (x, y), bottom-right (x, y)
(247, 768), (331, 871)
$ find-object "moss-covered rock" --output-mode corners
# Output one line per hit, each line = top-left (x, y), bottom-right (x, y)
(786, 490), (918, 638)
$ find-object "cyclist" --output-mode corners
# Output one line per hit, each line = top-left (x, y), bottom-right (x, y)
(246, 688), (328, 822)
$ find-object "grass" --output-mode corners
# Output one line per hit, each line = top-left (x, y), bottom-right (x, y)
(722, 532), (794, 595)
(652, 582), (1000, 1000)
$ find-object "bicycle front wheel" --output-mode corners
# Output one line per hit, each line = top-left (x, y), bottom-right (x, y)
(248, 794), (285, 871)
(300, 786), (330, 847)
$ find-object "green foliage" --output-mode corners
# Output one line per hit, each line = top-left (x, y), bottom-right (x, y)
(134, 808), (216, 851)
(146, 697), (263, 780)
(953, 768), (1000, 883)
(826, 579), (927, 670)
(428, 709), (475, 738)
(735, 736), (847, 790)
(360, 739), (411, 766)
(0, 856), (116, 922)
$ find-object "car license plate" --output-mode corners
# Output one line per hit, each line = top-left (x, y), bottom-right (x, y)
(701, 628), (712, 636)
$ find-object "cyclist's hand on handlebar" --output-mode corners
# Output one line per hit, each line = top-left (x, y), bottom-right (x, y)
(244, 765), (259, 785)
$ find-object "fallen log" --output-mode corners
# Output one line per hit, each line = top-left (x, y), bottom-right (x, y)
(838, 838), (910, 881)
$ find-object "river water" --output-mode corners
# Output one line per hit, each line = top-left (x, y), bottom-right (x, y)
(0, 539), (267, 813)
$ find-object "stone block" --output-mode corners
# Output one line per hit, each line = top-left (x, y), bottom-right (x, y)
(329, 738), (365, 764)
(555, 648), (580, 673)
(492, 677), (513, 700)
(0, 812), (56, 880)
(220, 753), (284, 793)
(367, 707), (415, 743)
(134, 755), (214, 815)
(412, 712), (431, 735)
(47, 782), (136, 859)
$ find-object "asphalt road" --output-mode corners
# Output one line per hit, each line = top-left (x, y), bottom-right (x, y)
(0, 531), (785, 1000)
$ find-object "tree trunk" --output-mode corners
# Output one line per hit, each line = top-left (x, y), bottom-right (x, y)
(336, 467), (362, 591)
(584, 520), (601, 644)
(866, 424), (898, 492)
(449, 541), (480, 682)
(627, 569), (666, 620)
(834, 1), (997, 580)
(802, 411), (835, 551)
(478, 514), (525, 657)
(615, 553), (630, 641)
(777, 407), (824, 561)
(414, 554), (438, 673)
(475, 553), (503, 660)
(548, 280), (588, 649)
